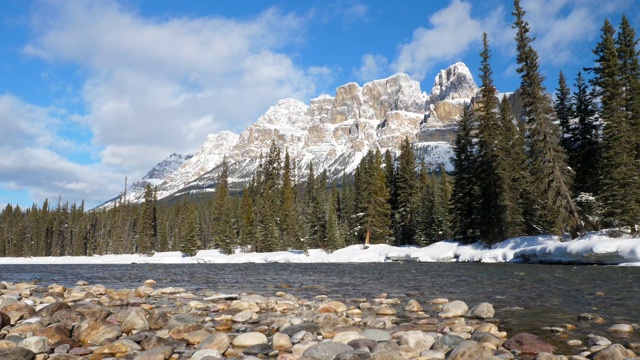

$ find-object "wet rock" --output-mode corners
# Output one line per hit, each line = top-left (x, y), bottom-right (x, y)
(590, 343), (636, 360)
(577, 313), (605, 323)
(586, 335), (612, 347)
(471, 331), (504, 348)
(446, 340), (493, 359)
(432, 334), (465, 352)
(466, 302), (495, 319)
(403, 299), (423, 312)
(607, 324), (634, 333)
(438, 300), (468, 318)
(504, 333), (554, 356)
(301, 342), (354, 360)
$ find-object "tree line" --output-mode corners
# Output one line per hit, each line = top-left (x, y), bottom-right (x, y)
(449, 2), (640, 245)
(0, 1), (638, 257)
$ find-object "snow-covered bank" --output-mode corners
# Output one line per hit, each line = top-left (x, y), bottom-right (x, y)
(0, 232), (639, 265)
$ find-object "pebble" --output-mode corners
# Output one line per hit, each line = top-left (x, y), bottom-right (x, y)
(0, 280), (633, 360)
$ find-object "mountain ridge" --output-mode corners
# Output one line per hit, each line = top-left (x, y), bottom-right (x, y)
(102, 63), (480, 207)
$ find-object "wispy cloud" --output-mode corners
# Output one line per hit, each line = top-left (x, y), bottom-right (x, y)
(10, 0), (327, 206)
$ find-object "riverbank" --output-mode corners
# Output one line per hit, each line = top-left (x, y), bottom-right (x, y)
(1, 230), (639, 265)
(0, 280), (637, 360)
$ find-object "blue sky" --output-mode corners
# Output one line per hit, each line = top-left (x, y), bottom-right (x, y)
(1, 0), (638, 209)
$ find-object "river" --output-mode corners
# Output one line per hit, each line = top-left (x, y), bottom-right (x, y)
(0, 262), (638, 352)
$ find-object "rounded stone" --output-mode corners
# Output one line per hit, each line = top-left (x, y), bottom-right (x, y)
(607, 324), (634, 333)
(403, 299), (423, 312)
(191, 349), (222, 360)
(438, 300), (468, 318)
(243, 343), (275, 356)
(375, 306), (397, 316)
(301, 342), (354, 360)
(362, 329), (392, 342)
(197, 333), (230, 353)
(446, 340), (493, 360)
(333, 331), (365, 344)
(503, 332), (554, 355)
(72, 318), (123, 346)
(399, 330), (435, 352)
(232, 332), (268, 347)
(465, 302), (495, 319)
(0, 346), (36, 360)
(273, 333), (293, 352)
(18, 336), (50, 354)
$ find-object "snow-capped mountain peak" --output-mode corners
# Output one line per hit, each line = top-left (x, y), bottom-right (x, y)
(102, 63), (481, 206)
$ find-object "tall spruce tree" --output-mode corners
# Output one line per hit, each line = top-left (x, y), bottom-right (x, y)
(616, 15), (640, 229)
(212, 158), (236, 254)
(555, 70), (573, 152)
(590, 19), (639, 228)
(571, 71), (600, 195)
(138, 184), (156, 255)
(393, 138), (419, 246)
(355, 150), (392, 246)
(512, 0), (581, 237)
(450, 106), (478, 243)
(475, 32), (511, 244)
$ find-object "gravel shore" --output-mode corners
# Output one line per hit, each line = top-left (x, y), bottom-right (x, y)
(0, 280), (637, 360)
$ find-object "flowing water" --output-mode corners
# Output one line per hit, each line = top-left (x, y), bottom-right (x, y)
(1, 262), (638, 352)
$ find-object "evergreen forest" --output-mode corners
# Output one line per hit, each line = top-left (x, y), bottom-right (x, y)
(1, 2), (639, 257)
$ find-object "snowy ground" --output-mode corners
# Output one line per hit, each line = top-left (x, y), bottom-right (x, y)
(0, 231), (639, 266)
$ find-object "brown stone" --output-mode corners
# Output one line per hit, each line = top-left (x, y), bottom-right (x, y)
(35, 324), (71, 345)
(73, 318), (123, 346)
(504, 333), (554, 355)
(35, 301), (70, 317)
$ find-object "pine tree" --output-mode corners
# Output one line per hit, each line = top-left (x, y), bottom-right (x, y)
(512, 0), (581, 237)
(590, 19), (639, 228)
(181, 202), (200, 257)
(393, 138), (419, 246)
(239, 186), (256, 250)
(475, 32), (510, 243)
(138, 184), (156, 255)
(570, 72), (602, 229)
(212, 158), (236, 254)
(450, 106), (478, 243)
(498, 96), (527, 238)
(616, 15), (640, 229)
(325, 184), (345, 251)
(555, 70), (573, 152)
(355, 150), (392, 246)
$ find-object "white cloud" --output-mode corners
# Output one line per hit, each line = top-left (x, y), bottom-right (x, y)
(24, 0), (321, 166)
(390, 0), (510, 81)
(354, 54), (389, 82)
(520, 0), (632, 66)
(14, 0), (328, 206)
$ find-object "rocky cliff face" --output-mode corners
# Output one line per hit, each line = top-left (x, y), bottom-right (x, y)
(104, 62), (480, 205)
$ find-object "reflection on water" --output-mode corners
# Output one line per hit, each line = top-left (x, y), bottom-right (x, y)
(0, 262), (638, 352)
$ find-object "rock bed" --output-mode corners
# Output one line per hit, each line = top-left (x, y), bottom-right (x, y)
(0, 280), (637, 360)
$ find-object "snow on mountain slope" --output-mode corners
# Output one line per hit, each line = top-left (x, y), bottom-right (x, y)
(104, 63), (479, 205)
